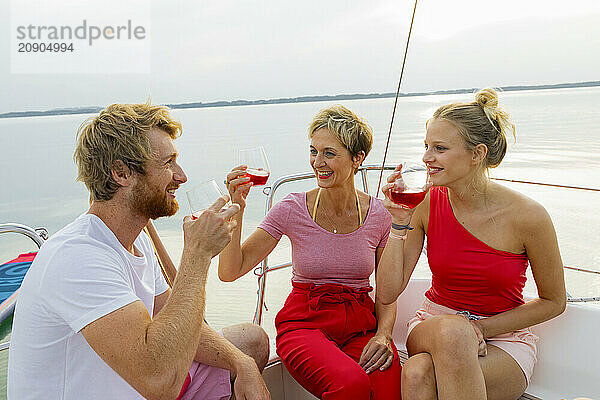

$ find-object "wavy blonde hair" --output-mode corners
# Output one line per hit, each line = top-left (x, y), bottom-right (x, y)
(74, 101), (182, 201)
(308, 105), (373, 174)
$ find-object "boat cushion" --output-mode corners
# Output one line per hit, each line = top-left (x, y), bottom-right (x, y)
(0, 252), (36, 304)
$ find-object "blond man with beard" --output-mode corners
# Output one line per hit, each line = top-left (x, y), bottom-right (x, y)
(8, 102), (270, 400)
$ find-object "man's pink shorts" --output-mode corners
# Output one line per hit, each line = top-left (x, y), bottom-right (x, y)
(176, 360), (231, 400)
(407, 298), (538, 383)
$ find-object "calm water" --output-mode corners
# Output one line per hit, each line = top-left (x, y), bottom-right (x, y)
(1, 87), (599, 344)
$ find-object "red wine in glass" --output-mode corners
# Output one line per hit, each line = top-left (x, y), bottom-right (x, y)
(389, 162), (430, 209)
(244, 168), (270, 186)
(390, 189), (427, 209)
(186, 179), (229, 219)
(239, 146), (270, 189)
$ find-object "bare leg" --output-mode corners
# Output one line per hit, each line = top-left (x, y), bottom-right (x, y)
(401, 352), (437, 400)
(222, 323), (269, 400)
(407, 315), (486, 400)
(222, 322), (270, 372)
(479, 345), (527, 400)
(407, 316), (528, 400)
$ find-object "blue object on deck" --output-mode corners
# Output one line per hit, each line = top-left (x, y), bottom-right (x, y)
(0, 252), (36, 321)
(0, 262), (31, 303)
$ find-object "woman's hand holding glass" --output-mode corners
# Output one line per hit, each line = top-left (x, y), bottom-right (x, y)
(382, 165), (418, 224)
(382, 163), (431, 223)
(225, 165), (253, 209)
(238, 146), (270, 186)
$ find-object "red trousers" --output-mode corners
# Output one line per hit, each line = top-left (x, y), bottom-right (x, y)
(275, 282), (402, 400)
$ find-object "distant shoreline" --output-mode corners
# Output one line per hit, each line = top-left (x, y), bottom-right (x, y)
(2, 80), (599, 119)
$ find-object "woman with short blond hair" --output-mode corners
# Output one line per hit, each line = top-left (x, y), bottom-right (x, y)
(219, 105), (402, 399)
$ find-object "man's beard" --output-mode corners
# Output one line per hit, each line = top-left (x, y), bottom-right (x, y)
(131, 176), (179, 220)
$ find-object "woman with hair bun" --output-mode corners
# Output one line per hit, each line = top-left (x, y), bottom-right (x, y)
(377, 89), (566, 399)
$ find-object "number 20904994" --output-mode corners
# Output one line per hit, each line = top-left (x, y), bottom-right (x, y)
(18, 42), (74, 52)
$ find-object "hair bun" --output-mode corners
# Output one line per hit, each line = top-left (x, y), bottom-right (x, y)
(475, 88), (499, 111)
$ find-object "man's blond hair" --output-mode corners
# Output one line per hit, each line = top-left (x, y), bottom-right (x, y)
(74, 101), (182, 201)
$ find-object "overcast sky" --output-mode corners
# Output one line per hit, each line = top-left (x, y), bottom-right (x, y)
(2, 0), (600, 113)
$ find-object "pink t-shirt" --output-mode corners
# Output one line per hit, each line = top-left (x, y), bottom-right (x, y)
(258, 192), (392, 289)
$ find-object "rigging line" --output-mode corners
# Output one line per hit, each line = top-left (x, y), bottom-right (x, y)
(376, 0), (419, 197)
(491, 177), (600, 192)
(564, 265), (600, 275)
(143, 225), (175, 288)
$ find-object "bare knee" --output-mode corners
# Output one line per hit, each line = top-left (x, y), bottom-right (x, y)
(402, 353), (436, 399)
(231, 322), (270, 371)
(251, 324), (270, 371)
(431, 316), (478, 356)
(402, 353), (434, 385)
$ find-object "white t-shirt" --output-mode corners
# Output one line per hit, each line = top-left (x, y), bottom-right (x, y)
(8, 213), (170, 400)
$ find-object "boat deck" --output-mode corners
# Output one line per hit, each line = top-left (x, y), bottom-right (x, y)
(263, 345), (543, 400)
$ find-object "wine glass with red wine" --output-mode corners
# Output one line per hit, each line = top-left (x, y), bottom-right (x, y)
(389, 162), (430, 209)
(238, 146), (270, 186)
(186, 179), (229, 219)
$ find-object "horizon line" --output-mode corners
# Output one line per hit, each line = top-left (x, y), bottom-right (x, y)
(1, 80), (599, 119)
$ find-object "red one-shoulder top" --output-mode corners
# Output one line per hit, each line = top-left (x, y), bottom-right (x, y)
(424, 186), (528, 316)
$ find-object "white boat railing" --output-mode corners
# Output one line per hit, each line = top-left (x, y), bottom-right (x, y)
(0, 223), (47, 247)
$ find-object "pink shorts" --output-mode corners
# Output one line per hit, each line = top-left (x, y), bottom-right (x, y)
(178, 360), (231, 400)
(406, 298), (538, 383)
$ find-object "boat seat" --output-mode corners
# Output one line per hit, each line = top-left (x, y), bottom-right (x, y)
(391, 278), (599, 399)
(268, 339), (280, 365)
(266, 277), (600, 399)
